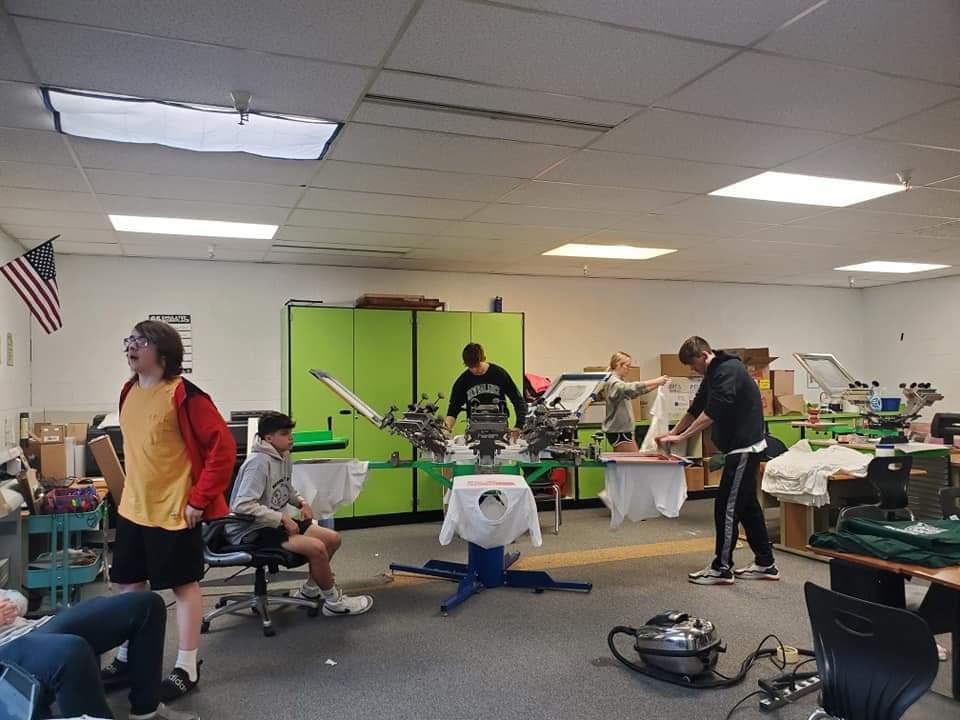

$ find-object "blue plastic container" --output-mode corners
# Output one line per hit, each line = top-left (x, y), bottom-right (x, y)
(880, 397), (901, 412)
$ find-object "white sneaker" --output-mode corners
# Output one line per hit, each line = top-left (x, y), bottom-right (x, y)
(734, 563), (781, 581)
(131, 703), (200, 720)
(322, 587), (374, 617)
(688, 565), (735, 585)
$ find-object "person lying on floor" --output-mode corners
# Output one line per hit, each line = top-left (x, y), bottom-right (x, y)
(228, 411), (373, 616)
(0, 589), (196, 720)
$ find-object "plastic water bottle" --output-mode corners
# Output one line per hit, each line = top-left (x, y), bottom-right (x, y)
(869, 383), (882, 413)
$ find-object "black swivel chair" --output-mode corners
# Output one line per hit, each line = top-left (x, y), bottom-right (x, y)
(940, 486), (960, 519)
(804, 582), (938, 720)
(200, 515), (318, 637)
(837, 456), (914, 531)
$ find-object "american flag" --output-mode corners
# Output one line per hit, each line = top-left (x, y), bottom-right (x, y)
(1, 237), (62, 334)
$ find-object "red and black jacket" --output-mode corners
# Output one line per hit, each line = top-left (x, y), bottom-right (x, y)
(119, 377), (236, 520)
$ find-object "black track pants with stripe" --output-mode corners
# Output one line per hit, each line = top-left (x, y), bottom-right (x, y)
(712, 451), (774, 571)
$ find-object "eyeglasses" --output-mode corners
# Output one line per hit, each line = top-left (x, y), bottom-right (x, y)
(123, 335), (149, 350)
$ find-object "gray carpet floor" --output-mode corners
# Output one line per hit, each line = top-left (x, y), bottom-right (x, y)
(101, 499), (956, 720)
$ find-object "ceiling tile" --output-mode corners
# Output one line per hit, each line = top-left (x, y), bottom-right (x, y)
(329, 124), (573, 178)
(776, 138), (960, 186)
(608, 212), (778, 239)
(592, 108), (841, 168)
(755, 270), (882, 288)
(0, 128), (74, 165)
(662, 51), (960, 134)
(747, 225), (955, 254)
(497, 0), (818, 46)
(0, 160), (87, 191)
(869, 99), (960, 151)
(571, 228), (704, 250)
(786, 209), (949, 233)
(541, 150), (756, 193)
(909, 220), (960, 239)
(8, 0), (416, 67)
(123, 243), (267, 262)
(285, 209), (454, 235)
(0, 82), (54, 131)
(72, 138), (319, 185)
(440, 221), (586, 243)
(2, 225), (117, 244)
(658, 195), (825, 225)
(0, 16), (31, 82)
(370, 71), (639, 125)
(54, 240), (122, 256)
(298, 188), (484, 219)
(15, 19), (371, 119)
(855, 187), (960, 218)
(759, 0), (960, 85)
(499, 181), (689, 213)
(387, 0), (734, 104)
(310, 161), (521, 202)
(468, 204), (627, 229)
(86, 169), (303, 207)
(0, 208), (110, 229)
(276, 226), (428, 248)
(99, 195), (290, 224)
(933, 176), (960, 191)
(0, 187), (98, 212)
(118, 231), (271, 249)
(351, 102), (602, 147)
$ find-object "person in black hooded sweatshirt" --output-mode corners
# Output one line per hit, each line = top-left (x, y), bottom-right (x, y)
(656, 336), (780, 586)
(445, 343), (527, 438)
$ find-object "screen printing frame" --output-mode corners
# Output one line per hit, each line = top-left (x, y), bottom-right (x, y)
(793, 352), (857, 400)
(310, 369), (385, 427)
(540, 372), (611, 415)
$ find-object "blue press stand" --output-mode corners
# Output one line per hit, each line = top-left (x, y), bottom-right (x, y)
(389, 543), (592, 614)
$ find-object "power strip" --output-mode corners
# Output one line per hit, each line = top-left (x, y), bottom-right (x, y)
(757, 675), (822, 712)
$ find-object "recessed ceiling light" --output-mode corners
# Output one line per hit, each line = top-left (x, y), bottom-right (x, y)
(710, 171), (903, 207)
(543, 244), (676, 260)
(109, 215), (278, 240)
(43, 88), (341, 160)
(834, 261), (951, 273)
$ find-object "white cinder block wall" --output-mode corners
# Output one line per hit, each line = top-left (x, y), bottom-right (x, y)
(0, 232), (32, 446)
(863, 275), (960, 418)
(30, 255), (867, 419)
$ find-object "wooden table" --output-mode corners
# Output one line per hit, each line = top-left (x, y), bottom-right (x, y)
(808, 545), (960, 700)
(778, 468), (927, 553)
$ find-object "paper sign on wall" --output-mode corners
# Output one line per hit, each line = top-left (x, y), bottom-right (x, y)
(147, 314), (192, 374)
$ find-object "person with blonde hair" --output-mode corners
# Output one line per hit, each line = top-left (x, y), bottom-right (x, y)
(603, 351), (668, 452)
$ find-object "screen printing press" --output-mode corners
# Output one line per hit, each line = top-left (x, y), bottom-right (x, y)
(308, 369), (687, 612)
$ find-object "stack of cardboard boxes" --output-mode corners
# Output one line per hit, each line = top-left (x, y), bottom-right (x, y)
(31, 423), (88, 481)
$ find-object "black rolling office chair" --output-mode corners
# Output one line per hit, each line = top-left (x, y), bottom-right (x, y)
(200, 515), (319, 637)
(940, 486), (960, 520)
(804, 582), (939, 720)
(837, 456), (914, 531)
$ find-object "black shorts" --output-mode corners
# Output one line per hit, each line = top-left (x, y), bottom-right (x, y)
(110, 515), (204, 590)
(606, 431), (635, 447)
(248, 519), (315, 549)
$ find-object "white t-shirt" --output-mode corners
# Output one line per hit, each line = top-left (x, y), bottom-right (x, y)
(439, 475), (543, 549)
(728, 438), (767, 455)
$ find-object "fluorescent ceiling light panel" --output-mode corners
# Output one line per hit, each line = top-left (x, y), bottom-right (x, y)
(109, 214), (277, 239)
(543, 244), (676, 260)
(709, 171), (903, 207)
(834, 261), (950, 273)
(43, 88), (340, 160)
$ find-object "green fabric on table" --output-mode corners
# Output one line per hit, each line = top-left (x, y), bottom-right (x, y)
(810, 518), (960, 568)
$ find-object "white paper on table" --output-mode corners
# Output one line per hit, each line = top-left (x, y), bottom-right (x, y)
(292, 460), (369, 518)
(439, 474), (542, 549)
(603, 461), (687, 529)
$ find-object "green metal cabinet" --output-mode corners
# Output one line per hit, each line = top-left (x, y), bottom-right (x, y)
(414, 311), (471, 511)
(353, 310), (415, 516)
(766, 419), (801, 449)
(470, 312), (525, 426)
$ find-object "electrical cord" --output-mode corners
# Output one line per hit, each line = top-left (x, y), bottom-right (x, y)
(724, 691), (766, 719)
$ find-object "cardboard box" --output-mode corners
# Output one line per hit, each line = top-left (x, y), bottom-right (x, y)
(89, 435), (126, 503)
(704, 462), (723, 487)
(685, 464), (705, 492)
(40, 441), (67, 481)
(770, 370), (795, 398)
(34, 423), (66, 443)
(759, 389), (774, 417)
(66, 423), (88, 444)
(664, 377), (702, 423)
(660, 354), (700, 378)
(776, 394), (806, 416)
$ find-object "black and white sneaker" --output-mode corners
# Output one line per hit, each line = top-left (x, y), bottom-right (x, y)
(321, 587), (374, 617)
(734, 563), (781, 581)
(100, 657), (129, 691)
(159, 667), (199, 703)
(688, 565), (735, 585)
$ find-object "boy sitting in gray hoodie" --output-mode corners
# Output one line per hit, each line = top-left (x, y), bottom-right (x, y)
(228, 412), (373, 616)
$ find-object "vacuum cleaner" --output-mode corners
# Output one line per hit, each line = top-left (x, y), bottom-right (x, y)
(608, 611), (816, 691)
